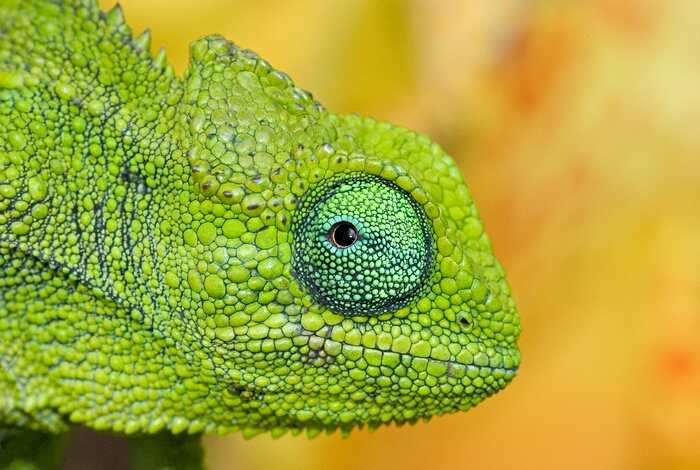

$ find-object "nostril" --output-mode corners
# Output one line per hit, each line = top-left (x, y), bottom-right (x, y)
(457, 312), (472, 331)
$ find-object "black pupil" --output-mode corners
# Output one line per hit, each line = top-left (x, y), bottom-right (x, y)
(330, 222), (358, 248)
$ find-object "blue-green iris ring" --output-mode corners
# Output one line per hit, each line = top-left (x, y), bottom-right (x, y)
(292, 173), (434, 315)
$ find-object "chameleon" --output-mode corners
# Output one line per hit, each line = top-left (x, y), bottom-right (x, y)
(0, 0), (521, 468)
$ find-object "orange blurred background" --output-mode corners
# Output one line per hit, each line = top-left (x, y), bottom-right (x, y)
(94, 1), (700, 469)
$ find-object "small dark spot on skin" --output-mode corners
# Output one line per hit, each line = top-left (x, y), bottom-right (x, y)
(293, 90), (312, 101)
(227, 384), (244, 395)
(271, 200), (280, 207)
(251, 176), (262, 184)
(459, 317), (470, 329)
(223, 191), (233, 198)
(221, 128), (236, 142)
(289, 197), (298, 204)
(206, 131), (216, 139)
(191, 166), (203, 174)
(272, 168), (282, 176)
(445, 363), (455, 378)
(118, 167), (151, 193)
(227, 384), (261, 401)
(136, 184), (152, 195)
(279, 215), (288, 226)
(336, 157), (343, 164)
(201, 182), (213, 191)
(296, 144), (304, 152)
(297, 182), (304, 189)
(246, 203), (260, 210)
(248, 152), (254, 157)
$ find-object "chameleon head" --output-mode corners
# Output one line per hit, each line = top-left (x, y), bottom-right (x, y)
(166, 36), (522, 436)
(167, 35), (522, 435)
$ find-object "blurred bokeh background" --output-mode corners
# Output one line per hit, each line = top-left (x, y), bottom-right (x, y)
(91, 1), (700, 469)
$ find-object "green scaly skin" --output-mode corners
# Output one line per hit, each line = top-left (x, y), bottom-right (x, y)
(0, 0), (521, 468)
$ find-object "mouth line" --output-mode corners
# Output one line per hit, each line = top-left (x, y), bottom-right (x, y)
(299, 330), (521, 371)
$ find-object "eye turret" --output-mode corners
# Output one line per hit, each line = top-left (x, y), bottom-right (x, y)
(292, 175), (434, 315)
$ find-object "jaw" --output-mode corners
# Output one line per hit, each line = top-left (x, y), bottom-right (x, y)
(218, 339), (519, 434)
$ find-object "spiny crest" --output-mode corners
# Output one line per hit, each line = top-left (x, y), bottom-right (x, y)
(103, 2), (124, 26)
(100, 2), (174, 78)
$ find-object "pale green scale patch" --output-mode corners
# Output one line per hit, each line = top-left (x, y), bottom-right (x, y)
(86, 100), (104, 117)
(227, 265), (250, 283)
(165, 272), (179, 289)
(0, 184), (16, 198)
(204, 275), (225, 299)
(255, 226), (277, 250)
(28, 121), (47, 138)
(0, 70), (24, 89)
(10, 220), (29, 235)
(197, 222), (216, 245)
(8, 130), (26, 149)
(55, 83), (75, 101)
(257, 258), (283, 279)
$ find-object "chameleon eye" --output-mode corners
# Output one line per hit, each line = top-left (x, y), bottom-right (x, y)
(328, 221), (358, 248)
(292, 175), (434, 315)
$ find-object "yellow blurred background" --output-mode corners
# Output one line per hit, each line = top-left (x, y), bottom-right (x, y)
(94, 1), (700, 469)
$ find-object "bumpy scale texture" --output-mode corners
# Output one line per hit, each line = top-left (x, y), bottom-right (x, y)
(0, 0), (521, 445)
